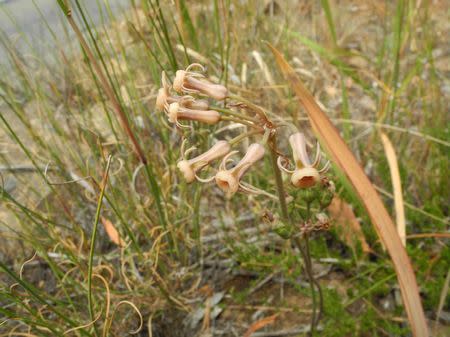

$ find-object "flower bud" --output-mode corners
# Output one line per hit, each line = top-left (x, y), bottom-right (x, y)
(167, 102), (220, 125)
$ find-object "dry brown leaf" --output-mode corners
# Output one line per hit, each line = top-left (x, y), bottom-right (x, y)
(380, 132), (406, 246)
(243, 314), (278, 337)
(328, 197), (371, 254)
(101, 216), (125, 247)
(267, 43), (428, 337)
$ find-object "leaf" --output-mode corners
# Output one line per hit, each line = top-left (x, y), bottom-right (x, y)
(380, 132), (406, 247)
(101, 216), (125, 247)
(267, 43), (428, 337)
(243, 314), (278, 337)
(328, 197), (371, 254)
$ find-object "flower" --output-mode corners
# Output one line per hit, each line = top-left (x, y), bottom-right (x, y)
(166, 102), (220, 127)
(215, 143), (265, 196)
(278, 132), (330, 188)
(177, 140), (231, 183)
(173, 63), (228, 100)
(156, 72), (209, 111)
(291, 167), (321, 188)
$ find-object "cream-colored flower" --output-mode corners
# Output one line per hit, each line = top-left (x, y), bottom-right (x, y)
(156, 72), (209, 111)
(215, 143), (265, 196)
(166, 102), (220, 127)
(277, 132), (330, 188)
(177, 140), (231, 183)
(173, 64), (227, 100)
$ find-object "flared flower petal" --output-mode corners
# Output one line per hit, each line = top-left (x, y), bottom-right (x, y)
(215, 143), (265, 196)
(291, 167), (320, 188)
(285, 132), (331, 188)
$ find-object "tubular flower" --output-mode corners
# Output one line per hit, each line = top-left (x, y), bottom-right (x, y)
(177, 140), (231, 183)
(173, 63), (228, 100)
(166, 102), (220, 127)
(156, 72), (209, 111)
(277, 132), (330, 188)
(215, 143), (265, 196)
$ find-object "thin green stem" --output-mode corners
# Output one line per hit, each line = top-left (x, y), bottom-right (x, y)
(268, 138), (289, 221)
(260, 128), (271, 145)
(294, 236), (319, 336)
(305, 234), (323, 328)
(88, 156), (112, 336)
(192, 184), (202, 262)
(345, 273), (396, 307)
(229, 130), (263, 146)
(143, 163), (180, 258)
(212, 106), (260, 123)
(220, 115), (259, 128)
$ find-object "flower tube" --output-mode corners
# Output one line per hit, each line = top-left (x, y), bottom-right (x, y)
(173, 64), (228, 100)
(167, 102), (220, 126)
(177, 140), (231, 183)
(215, 143), (265, 196)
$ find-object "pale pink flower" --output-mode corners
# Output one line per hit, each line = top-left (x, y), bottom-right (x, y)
(277, 132), (330, 188)
(173, 64), (228, 100)
(166, 102), (220, 127)
(215, 143), (265, 196)
(177, 140), (231, 183)
(156, 72), (209, 111)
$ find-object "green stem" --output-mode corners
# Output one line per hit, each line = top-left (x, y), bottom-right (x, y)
(220, 115), (259, 129)
(294, 236), (318, 336)
(345, 273), (396, 307)
(229, 130), (263, 146)
(193, 184), (202, 261)
(305, 234), (323, 329)
(88, 156), (112, 336)
(268, 139), (289, 221)
(213, 106), (260, 123)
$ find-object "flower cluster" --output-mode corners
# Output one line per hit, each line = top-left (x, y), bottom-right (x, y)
(155, 63), (332, 204)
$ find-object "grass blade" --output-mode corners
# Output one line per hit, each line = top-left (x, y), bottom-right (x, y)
(380, 132), (406, 247)
(88, 155), (112, 334)
(267, 43), (428, 337)
(175, 0), (199, 50)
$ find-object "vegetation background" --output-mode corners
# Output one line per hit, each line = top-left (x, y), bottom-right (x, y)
(0, 0), (448, 336)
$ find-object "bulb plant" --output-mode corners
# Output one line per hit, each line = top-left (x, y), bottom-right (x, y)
(156, 63), (335, 335)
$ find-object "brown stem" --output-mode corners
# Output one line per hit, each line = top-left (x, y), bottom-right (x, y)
(66, 15), (147, 164)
